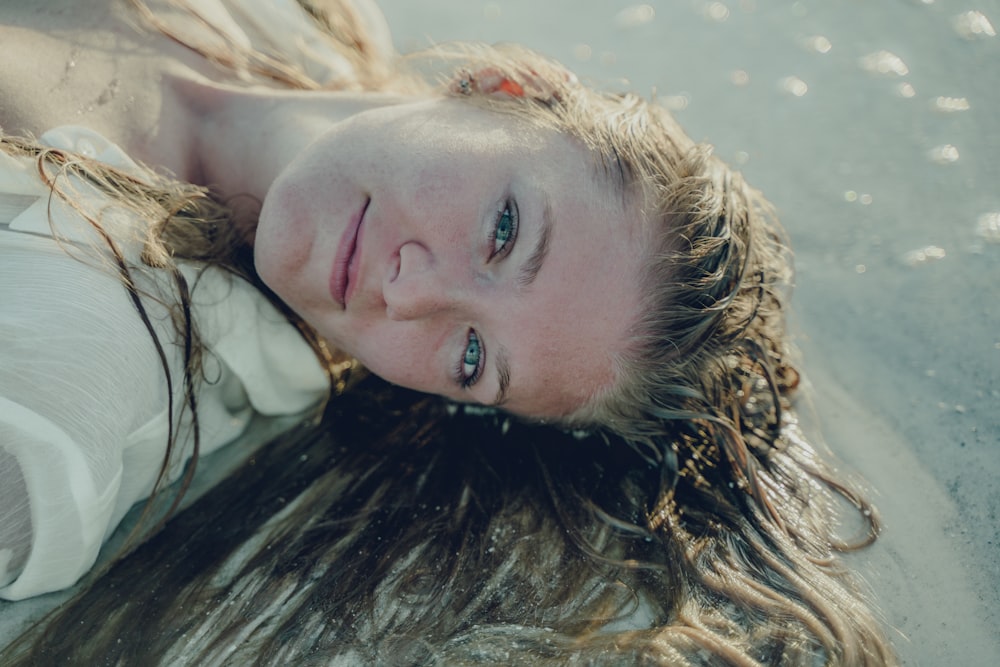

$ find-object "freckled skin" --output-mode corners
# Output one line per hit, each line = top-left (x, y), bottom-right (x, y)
(256, 97), (646, 418)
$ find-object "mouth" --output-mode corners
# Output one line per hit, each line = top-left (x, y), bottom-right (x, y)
(329, 197), (370, 308)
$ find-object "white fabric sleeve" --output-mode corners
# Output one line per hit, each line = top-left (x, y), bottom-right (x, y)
(0, 444), (33, 590)
(0, 399), (123, 600)
(0, 125), (326, 600)
(0, 231), (167, 600)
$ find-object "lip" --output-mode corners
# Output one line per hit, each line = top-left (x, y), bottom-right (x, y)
(329, 197), (369, 308)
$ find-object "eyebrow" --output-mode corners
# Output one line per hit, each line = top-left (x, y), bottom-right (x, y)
(491, 195), (553, 407)
(517, 195), (553, 289)
(492, 345), (512, 407)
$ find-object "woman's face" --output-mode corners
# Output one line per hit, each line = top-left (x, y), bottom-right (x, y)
(256, 97), (645, 419)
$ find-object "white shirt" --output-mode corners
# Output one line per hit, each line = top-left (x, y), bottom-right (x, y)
(0, 0), (394, 602)
(0, 125), (329, 600)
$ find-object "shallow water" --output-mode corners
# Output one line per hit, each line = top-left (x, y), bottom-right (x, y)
(376, 1), (1000, 664)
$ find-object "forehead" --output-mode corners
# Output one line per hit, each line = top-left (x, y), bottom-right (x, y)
(403, 97), (621, 175)
(486, 130), (646, 418)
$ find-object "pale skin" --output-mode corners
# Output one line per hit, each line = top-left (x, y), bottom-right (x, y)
(0, 0), (647, 419)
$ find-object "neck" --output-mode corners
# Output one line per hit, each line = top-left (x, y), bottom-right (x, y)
(172, 73), (412, 212)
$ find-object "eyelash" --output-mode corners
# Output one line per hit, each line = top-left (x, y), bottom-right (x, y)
(488, 199), (519, 260)
(455, 199), (518, 389)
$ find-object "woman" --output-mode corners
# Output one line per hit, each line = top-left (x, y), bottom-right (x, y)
(0, 0), (898, 664)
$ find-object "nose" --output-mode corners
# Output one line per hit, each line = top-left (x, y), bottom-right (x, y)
(383, 241), (459, 321)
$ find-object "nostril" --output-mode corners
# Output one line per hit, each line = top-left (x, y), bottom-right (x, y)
(389, 250), (401, 282)
(394, 241), (431, 284)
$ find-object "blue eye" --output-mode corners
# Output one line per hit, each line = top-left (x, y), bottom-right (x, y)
(490, 200), (518, 258)
(459, 330), (483, 387)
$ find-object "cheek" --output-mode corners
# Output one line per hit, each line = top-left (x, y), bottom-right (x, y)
(350, 325), (443, 393)
(402, 160), (483, 245)
(254, 196), (303, 298)
(255, 172), (331, 308)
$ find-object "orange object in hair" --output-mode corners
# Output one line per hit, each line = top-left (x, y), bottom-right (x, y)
(498, 79), (524, 97)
